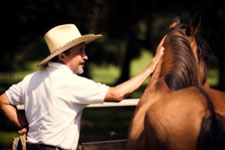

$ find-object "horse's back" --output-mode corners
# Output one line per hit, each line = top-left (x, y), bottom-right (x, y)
(204, 88), (225, 115)
(145, 87), (224, 150)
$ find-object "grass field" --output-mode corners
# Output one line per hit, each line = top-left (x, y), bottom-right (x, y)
(90, 50), (153, 85)
(0, 50), (219, 147)
(0, 131), (18, 149)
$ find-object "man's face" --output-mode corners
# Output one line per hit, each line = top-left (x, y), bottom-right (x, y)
(63, 43), (88, 74)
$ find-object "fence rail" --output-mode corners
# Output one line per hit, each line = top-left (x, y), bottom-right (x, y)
(16, 99), (140, 110)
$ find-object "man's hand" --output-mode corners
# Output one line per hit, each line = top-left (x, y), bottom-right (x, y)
(18, 127), (28, 138)
(145, 35), (166, 73)
(146, 46), (165, 73)
(0, 93), (28, 131)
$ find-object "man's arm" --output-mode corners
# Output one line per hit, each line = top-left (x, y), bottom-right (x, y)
(0, 93), (27, 129)
(104, 46), (164, 102)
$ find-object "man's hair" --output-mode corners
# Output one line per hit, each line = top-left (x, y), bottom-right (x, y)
(51, 49), (71, 62)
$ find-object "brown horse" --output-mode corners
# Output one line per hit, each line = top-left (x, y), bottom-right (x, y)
(127, 15), (225, 150)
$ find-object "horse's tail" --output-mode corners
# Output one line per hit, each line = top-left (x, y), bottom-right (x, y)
(196, 87), (225, 150)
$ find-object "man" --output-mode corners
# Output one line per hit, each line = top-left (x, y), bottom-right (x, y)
(0, 24), (164, 150)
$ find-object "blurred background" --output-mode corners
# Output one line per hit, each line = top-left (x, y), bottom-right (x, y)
(0, 0), (224, 148)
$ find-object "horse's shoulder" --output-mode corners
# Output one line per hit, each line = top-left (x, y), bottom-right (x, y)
(147, 87), (206, 120)
(156, 87), (205, 105)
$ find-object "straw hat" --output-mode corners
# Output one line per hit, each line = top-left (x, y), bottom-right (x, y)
(37, 24), (102, 67)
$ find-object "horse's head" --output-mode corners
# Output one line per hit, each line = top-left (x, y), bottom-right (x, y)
(159, 14), (209, 90)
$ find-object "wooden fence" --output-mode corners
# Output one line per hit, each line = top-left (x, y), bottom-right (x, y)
(16, 99), (139, 110)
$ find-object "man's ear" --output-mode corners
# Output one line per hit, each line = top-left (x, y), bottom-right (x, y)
(58, 53), (67, 63)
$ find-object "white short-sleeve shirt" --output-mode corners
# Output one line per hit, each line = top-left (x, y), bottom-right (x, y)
(6, 62), (109, 150)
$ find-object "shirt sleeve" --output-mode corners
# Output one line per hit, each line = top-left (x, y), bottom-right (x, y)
(5, 80), (24, 105)
(56, 75), (110, 105)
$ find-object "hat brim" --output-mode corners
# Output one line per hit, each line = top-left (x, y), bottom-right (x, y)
(37, 34), (102, 67)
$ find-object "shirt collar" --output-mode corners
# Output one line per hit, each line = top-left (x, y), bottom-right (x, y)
(48, 62), (74, 74)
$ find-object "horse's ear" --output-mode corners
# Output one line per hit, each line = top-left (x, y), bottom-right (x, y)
(186, 14), (201, 36)
(169, 16), (180, 29)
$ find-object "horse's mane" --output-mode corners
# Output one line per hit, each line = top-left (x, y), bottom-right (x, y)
(163, 24), (209, 90)
(196, 33), (210, 84)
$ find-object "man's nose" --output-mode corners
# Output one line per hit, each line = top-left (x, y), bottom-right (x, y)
(83, 56), (88, 60)
(83, 53), (88, 61)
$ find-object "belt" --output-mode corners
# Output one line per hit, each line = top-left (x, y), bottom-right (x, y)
(26, 143), (64, 150)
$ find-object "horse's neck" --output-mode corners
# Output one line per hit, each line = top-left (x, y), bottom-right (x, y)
(149, 60), (163, 85)
(148, 59), (170, 91)
(137, 60), (171, 107)
(148, 48), (173, 87)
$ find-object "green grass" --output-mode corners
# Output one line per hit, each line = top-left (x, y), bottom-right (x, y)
(0, 61), (39, 85)
(130, 50), (154, 77)
(0, 131), (18, 147)
(89, 50), (154, 98)
(89, 64), (120, 85)
(207, 69), (219, 86)
(89, 50), (154, 87)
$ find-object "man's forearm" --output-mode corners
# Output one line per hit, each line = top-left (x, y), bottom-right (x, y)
(0, 93), (27, 128)
(115, 69), (152, 98)
(117, 46), (165, 96)
(105, 47), (164, 102)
